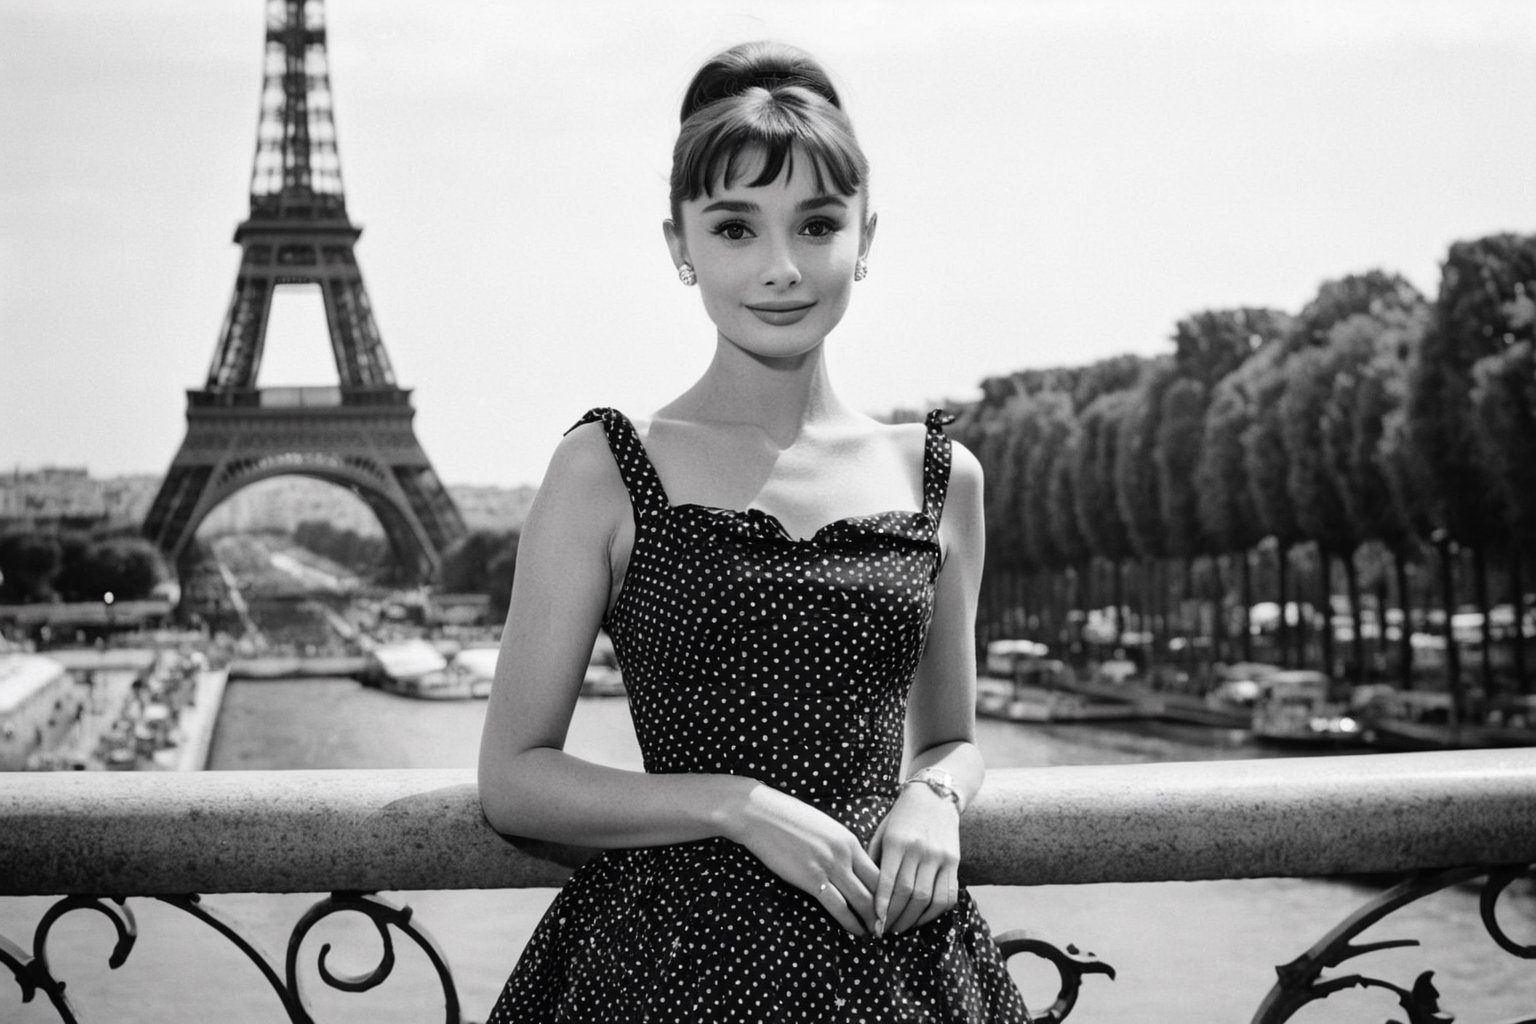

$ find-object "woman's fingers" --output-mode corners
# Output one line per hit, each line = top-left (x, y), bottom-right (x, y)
(852, 846), (882, 894)
(890, 857), (940, 934)
(850, 847), (881, 930)
(821, 850), (957, 937)
(877, 848), (962, 935)
(735, 785), (883, 934)
(841, 849), (880, 933)
(808, 845), (880, 936)
(814, 878), (868, 936)
(866, 783), (964, 935)
(874, 851), (913, 937)
(915, 864), (960, 928)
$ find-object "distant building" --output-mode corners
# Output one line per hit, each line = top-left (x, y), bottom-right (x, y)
(1, 468), (535, 541)
(429, 593), (495, 627)
(0, 468), (160, 532)
(0, 654), (81, 770)
(0, 600), (176, 642)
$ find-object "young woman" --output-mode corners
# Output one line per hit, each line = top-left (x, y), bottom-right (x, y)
(480, 41), (1029, 1022)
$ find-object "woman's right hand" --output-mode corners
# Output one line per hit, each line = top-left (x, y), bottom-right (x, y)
(726, 783), (881, 936)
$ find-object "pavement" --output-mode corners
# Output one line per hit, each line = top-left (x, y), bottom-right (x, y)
(36, 648), (229, 772)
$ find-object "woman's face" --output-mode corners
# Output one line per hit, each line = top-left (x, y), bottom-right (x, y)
(666, 150), (874, 361)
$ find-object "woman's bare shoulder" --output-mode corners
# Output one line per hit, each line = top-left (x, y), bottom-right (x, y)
(549, 419), (618, 483)
(867, 413), (974, 472)
(939, 437), (983, 557)
(947, 437), (983, 491)
(526, 419), (630, 533)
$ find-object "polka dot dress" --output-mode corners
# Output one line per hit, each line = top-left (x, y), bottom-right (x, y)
(488, 409), (1029, 1023)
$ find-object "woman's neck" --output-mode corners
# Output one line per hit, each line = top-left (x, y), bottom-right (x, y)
(665, 334), (854, 447)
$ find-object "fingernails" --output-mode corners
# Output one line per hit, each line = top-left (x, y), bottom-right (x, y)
(875, 915), (885, 937)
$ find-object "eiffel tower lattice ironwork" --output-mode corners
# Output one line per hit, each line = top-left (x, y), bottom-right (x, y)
(144, 0), (466, 582)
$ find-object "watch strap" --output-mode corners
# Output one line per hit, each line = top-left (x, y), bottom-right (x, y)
(901, 767), (964, 813)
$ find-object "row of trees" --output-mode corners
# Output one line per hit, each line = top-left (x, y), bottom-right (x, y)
(291, 520), (391, 579)
(285, 520), (521, 613)
(0, 529), (168, 604)
(436, 529), (521, 616)
(948, 233), (1536, 700)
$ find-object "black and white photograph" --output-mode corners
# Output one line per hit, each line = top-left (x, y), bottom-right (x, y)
(2, 2), (1534, 1021)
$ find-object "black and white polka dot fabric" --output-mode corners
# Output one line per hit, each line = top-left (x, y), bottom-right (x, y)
(489, 408), (1028, 1023)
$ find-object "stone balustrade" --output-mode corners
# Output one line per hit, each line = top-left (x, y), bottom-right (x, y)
(6, 750), (1534, 894)
(3, 748), (1534, 1022)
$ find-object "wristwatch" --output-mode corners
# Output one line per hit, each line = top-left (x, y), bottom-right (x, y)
(901, 767), (964, 813)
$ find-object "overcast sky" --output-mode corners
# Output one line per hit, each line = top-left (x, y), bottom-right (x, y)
(4, 1), (1534, 490)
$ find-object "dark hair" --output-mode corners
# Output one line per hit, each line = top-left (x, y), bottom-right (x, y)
(669, 42), (869, 225)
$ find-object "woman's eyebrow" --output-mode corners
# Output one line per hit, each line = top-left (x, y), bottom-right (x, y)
(700, 199), (758, 214)
(698, 195), (849, 215)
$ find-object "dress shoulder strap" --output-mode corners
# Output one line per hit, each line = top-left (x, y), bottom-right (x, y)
(566, 408), (670, 518)
(921, 409), (957, 525)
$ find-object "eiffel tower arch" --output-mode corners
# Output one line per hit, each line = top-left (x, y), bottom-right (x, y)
(144, 0), (466, 583)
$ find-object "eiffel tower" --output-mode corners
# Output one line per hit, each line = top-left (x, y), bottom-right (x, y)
(144, 0), (466, 583)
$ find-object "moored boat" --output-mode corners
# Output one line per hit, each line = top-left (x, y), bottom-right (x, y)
(1136, 689), (1254, 730)
(1250, 670), (1367, 748)
(359, 639), (485, 700)
(1043, 657), (1270, 730)
(977, 641), (1151, 723)
(1359, 689), (1536, 751)
(444, 647), (498, 699)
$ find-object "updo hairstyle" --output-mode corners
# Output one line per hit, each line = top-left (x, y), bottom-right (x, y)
(669, 41), (870, 226)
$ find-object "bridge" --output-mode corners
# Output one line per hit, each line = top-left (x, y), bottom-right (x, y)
(3, 749), (1533, 1022)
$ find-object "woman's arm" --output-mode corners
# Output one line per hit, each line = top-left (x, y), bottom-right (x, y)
(477, 423), (881, 934)
(868, 438), (987, 935)
(478, 422), (745, 846)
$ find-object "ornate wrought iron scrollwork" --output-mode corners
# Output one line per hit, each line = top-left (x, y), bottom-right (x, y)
(156, 892), (309, 1018)
(1253, 862), (1535, 1024)
(994, 928), (1116, 1023)
(284, 891), (461, 1022)
(0, 891), (463, 1023)
(1480, 864), (1536, 962)
(0, 895), (137, 1024)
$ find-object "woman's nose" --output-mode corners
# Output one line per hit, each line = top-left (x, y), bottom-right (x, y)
(760, 237), (801, 288)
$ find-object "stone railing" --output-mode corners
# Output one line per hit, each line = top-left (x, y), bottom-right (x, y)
(3, 749), (1534, 1022)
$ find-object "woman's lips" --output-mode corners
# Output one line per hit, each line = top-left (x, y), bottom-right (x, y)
(746, 302), (816, 326)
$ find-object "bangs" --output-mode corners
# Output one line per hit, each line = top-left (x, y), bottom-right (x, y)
(671, 85), (867, 213)
(699, 136), (861, 200)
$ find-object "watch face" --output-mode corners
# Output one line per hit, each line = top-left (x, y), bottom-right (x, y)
(921, 768), (953, 789)
(909, 767), (961, 811)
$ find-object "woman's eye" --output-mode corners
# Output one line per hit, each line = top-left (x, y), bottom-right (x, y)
(712, 221), (752, 241)
(802, 218), (842, 238)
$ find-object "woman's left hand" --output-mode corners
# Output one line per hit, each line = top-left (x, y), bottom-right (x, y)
(867, 785), (961, 936)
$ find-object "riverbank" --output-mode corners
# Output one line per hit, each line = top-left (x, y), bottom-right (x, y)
(28, 647), (228, 771)
(173, 667), (227, 771)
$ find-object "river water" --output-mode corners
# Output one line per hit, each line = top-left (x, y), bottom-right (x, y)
(6, 677), (1531, 1023)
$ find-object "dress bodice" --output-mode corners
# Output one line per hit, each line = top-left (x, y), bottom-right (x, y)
(574, 407), (954, 833)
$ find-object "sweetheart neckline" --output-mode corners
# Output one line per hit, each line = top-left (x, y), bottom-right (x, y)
(670, 501), (933, 544)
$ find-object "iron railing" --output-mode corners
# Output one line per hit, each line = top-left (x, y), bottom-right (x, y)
(2, 750), (1533, 1023)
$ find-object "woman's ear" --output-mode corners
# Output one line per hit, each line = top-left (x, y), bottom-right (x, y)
(662, 219), (687, 271)
(860, 211), (879, 262)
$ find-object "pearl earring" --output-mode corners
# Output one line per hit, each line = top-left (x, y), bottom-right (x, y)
(678, 262), (697, 286)
(854, 258), (868, 282)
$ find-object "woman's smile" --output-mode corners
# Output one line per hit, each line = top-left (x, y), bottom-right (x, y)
(746, 300), (818, 326)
